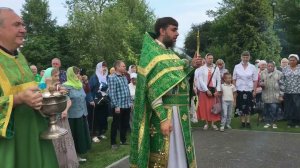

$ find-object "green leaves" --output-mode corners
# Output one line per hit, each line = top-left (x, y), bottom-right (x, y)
(275, 0), (300, 56)
(66, 0), (155, 74)
(21, 0), (61, 70)
(184, 0), (281, 71)
(20, 0), (154, 75)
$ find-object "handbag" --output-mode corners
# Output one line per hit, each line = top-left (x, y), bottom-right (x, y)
(206, 66), (217, 96)
(211, 98), (222, 114)
(94, 91), (110, 106)
(207, 87), (216, 95)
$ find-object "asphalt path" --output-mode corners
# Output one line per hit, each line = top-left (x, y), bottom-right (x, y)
(108, 129), (300, 168)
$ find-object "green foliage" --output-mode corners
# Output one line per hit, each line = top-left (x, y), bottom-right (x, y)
(21, 35), (60, 69)
(21, 0), (56, 35)
(184, 21), (214, 56)
(66, 0), (155, 75)
(275, 0), (300, 56)
(21, 0), (72, 71)
(185, 0), (281, 71)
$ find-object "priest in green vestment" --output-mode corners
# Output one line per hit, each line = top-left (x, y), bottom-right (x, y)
(130, 17), (201, 168)
(0, 8), (58, 168)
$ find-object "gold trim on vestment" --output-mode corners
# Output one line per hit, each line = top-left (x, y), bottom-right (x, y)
(10, 81), (37, 95)
(149, 152), (167, 168)
(0, 59), (36, 138)
(1, 95), (14, 137)
(151, 76), (187, 109)
(148, 66), (184, 87)
(0, 49), (15, 59)
(138, 111), (146, 150)
(138, 54), (180, 76)
(163, 107), (172, 167)
(0, 64), (11, 96)
(13, 58), (26, 82)
(129, 164), (138, 168)
(0, 62), (37, 96)
(190, 159), (197, 168)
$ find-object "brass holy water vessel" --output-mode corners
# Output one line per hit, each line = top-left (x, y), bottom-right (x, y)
(39, 93), (68, 139)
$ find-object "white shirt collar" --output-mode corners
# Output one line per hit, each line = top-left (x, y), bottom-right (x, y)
(155, 39), (167, 49)
(240, 61), (249, 66)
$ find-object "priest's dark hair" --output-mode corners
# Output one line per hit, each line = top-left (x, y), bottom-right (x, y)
(154, 17), (178, 37)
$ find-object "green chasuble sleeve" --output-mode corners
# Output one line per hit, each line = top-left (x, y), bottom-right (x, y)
(130, 32), (193, 168)
(0, 49), (59, 168)
(0, 51), (35, 139)
(0, 89), (14, 138)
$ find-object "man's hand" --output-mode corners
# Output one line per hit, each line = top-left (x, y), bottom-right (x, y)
(206, 90), (212, 97)
(252, 91), (256, 98)
(14, 86), (43, 110)
(61, 110), (68, 119)
(160, 119), (172, 136)
(90, 101), (95, 107)
(279, 96), (284, 102)
(115, 107), (121, 114)
(193, 87), (198, 95)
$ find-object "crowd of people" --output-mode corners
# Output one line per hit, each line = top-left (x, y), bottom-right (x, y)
(191, 51), (300, 132)
(30, 58), (138, 164)
(1, 7), (299, 168)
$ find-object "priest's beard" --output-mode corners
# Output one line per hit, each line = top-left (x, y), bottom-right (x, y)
(163, 36), (175, 48)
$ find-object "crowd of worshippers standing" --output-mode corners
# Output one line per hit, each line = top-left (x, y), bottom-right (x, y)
(30, 52), (300, 166)
(190, 51), (300, 132)
(30, 58), (137, 166)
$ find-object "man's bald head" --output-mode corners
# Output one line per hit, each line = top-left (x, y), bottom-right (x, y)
(51, 58), (61, 68)
(30, 65), (38, 75)
(0, 7), (26, 52)
(0, 7), (15, 27)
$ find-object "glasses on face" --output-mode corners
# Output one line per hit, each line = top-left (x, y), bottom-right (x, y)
(52, 63), (59, 65)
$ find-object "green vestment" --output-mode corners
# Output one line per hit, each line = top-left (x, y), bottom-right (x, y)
(34, 74), (42, 83)
(130, 33), (197, 168)
(0, 49), (58, 168)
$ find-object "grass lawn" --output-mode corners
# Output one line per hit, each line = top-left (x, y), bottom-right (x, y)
(80, 114), (300, 167)
(80, 117), (130, 168)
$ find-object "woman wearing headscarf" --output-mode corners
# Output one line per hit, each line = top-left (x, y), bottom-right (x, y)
(41, 67), (79, 167)
(124, 65), (136, 83)
(216, 59), (228, 83)
(128, 65), (137, 74)
(279, 54), (300, 128)
(88, 62), (110, 142)
(64, 66), (91, 162)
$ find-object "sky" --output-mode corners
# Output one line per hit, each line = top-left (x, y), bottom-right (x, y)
(1, 0), (221, 48)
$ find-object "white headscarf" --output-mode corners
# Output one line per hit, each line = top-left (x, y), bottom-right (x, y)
(128, 65), (136, 74)
(96, 62), (108, 84)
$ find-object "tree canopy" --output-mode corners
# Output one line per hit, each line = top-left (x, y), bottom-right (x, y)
(185, 0), (282, 71)
(66, 0), (155, 75)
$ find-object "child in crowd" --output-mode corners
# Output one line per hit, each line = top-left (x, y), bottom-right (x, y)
(220, 72), (237, 132)
(41, 67), (79, 167)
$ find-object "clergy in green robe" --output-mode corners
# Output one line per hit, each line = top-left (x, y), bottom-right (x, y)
(0, 8), (58, 168)
(130, 17), (201, 168)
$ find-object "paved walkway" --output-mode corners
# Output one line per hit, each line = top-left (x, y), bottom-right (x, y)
(108, 129), (300, 168)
